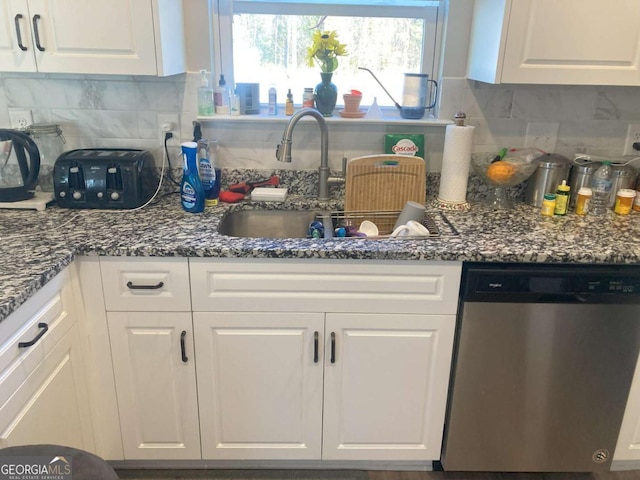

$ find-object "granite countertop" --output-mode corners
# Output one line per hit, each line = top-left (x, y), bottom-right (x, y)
(1, 192), (639, 322)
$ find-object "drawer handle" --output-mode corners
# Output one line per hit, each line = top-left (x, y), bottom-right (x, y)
(313, 331), (319, 363)
(14, 14), (28, 51)
(180, 331), (188, 363)
(32, 14), (44, 52)
(19, 322), (48, 348)
(126, 281), (164, 290)
(330, 332), (336, 364)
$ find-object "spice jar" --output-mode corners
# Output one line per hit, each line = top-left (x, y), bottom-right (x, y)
(575, 187), (592, 216)
(541, 193), (556, 216)
(614, 189), (636, 215)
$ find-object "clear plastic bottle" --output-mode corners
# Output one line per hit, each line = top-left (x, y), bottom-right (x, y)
(589, 161), (613, 215)
(268, 85), (277, 115)
(197, 139), (221, 207)
(197, 70), (214, 116)
(214, 74), (230, 114)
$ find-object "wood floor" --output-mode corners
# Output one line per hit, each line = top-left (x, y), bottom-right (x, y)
(116, 468), (640, 480)
(368, 471), (640, 480)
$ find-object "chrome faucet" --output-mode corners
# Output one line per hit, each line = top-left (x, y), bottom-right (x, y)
(276, 108), (345, 200)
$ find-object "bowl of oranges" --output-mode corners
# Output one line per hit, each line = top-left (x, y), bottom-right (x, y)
(471, 149), (543, 209)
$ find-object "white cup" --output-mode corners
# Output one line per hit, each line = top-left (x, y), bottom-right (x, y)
(358, 220), (379, 237)
(393, 201), (426, 230)
(390, 220), (430, 237)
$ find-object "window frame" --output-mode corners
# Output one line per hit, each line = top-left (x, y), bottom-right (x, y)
(207, 0), (443, 107)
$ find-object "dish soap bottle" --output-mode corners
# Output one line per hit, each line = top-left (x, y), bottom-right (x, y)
(180, 142), (205, 213)
(197, 70), (214, 116)
(197, 138), (221, 207)
(214, 74), (230, 114)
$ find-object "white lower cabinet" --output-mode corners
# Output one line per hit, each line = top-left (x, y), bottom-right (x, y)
(194, 313), (325, 460)
(107, 312), (201, 460)
(92, 257), (462, 463)
(193, 311), (454, 461)
(322, 313), (454, 461)
(0, 265), (94, 451)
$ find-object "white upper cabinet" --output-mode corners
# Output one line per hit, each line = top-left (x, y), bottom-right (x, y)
(0, 0), (185, 75)
(467, 0), (640, 85)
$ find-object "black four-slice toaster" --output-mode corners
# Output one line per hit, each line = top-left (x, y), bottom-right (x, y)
(53, 149), (157, 209)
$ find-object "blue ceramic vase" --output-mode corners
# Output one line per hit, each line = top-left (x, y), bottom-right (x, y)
(314, 72), (337, 117)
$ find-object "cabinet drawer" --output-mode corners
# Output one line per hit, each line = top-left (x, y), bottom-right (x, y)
(100, 258), (190, 312)
(190, 258), (462, 315)
(0, 268), (76, 403)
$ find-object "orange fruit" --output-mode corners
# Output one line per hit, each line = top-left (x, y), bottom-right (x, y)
(486, 161), (516, 184)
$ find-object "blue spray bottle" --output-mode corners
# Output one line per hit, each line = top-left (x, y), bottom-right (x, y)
(180, 142), (205, 213)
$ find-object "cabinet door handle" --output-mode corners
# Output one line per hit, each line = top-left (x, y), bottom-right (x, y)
(32, 14), (44, 51)
(313, 331), (319, 363)
(19, 322), (48, 348)
(14, 14), (28, 51)
(126, 281), (164, 290)
(330, 332), (336, 364)
(180, 331), (188, 363)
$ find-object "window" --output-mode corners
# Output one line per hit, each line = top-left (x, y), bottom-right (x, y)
(211, 0), (441, 108)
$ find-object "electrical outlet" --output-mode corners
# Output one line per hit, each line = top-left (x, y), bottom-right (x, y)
(157, 113), (179, 145)
(8, 109), (33, 129)
(623, 124), (640, 156)
(525, 122), (559, 153)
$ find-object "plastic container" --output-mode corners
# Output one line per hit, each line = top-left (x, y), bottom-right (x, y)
(197, 70), (214, 116)
(268, 85), (277, 115)
(589, 160), (613, 215)
(575, 187), (592, 215)
(303, 88), (314, 108)
(541, 193), (556, 216)
(554, 180), (570, 215)
(614, 189), (636, 215)
(180, 142), (205, 213)
(197, 139), (221, 207)
(214, 74), (230, 114)
(230, 90), (240, 116)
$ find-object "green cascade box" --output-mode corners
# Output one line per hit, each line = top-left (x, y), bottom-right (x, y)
(384, 134), (425, 159)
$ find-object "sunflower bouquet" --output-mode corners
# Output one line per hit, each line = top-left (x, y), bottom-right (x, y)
(306, 30), (348, 73)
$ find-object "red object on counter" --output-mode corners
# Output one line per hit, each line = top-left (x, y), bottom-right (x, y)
(220, 175), (280, 203)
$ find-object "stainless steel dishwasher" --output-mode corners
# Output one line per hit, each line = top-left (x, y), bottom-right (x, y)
(441, 262), (640, 472)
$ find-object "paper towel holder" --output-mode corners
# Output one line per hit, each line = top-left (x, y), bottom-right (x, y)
(432, 112), (473, 212)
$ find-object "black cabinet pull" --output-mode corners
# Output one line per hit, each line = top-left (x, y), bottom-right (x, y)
(14, 14), (27, 51)
(330, 332), (336, 364)
(19, 322), (48, 348)
(180, 331), (188, 363)
(313, 331), (319, 363)
(32, 14), (44, 51)
(126, 281), (164, 290)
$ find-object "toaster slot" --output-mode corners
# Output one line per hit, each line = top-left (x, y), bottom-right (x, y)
(106, 165), (123, 202)
(68, 164), (85, 201)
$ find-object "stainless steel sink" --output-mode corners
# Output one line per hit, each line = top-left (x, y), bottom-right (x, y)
(218, 209), (322, 239)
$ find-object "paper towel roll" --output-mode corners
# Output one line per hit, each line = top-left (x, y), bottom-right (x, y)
(438, 124), (475, 203)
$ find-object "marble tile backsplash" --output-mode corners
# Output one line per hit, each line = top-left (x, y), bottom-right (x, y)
(1, 72), (639, 176)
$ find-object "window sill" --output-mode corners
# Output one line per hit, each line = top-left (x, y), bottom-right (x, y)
(197, 110), (452, 127)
